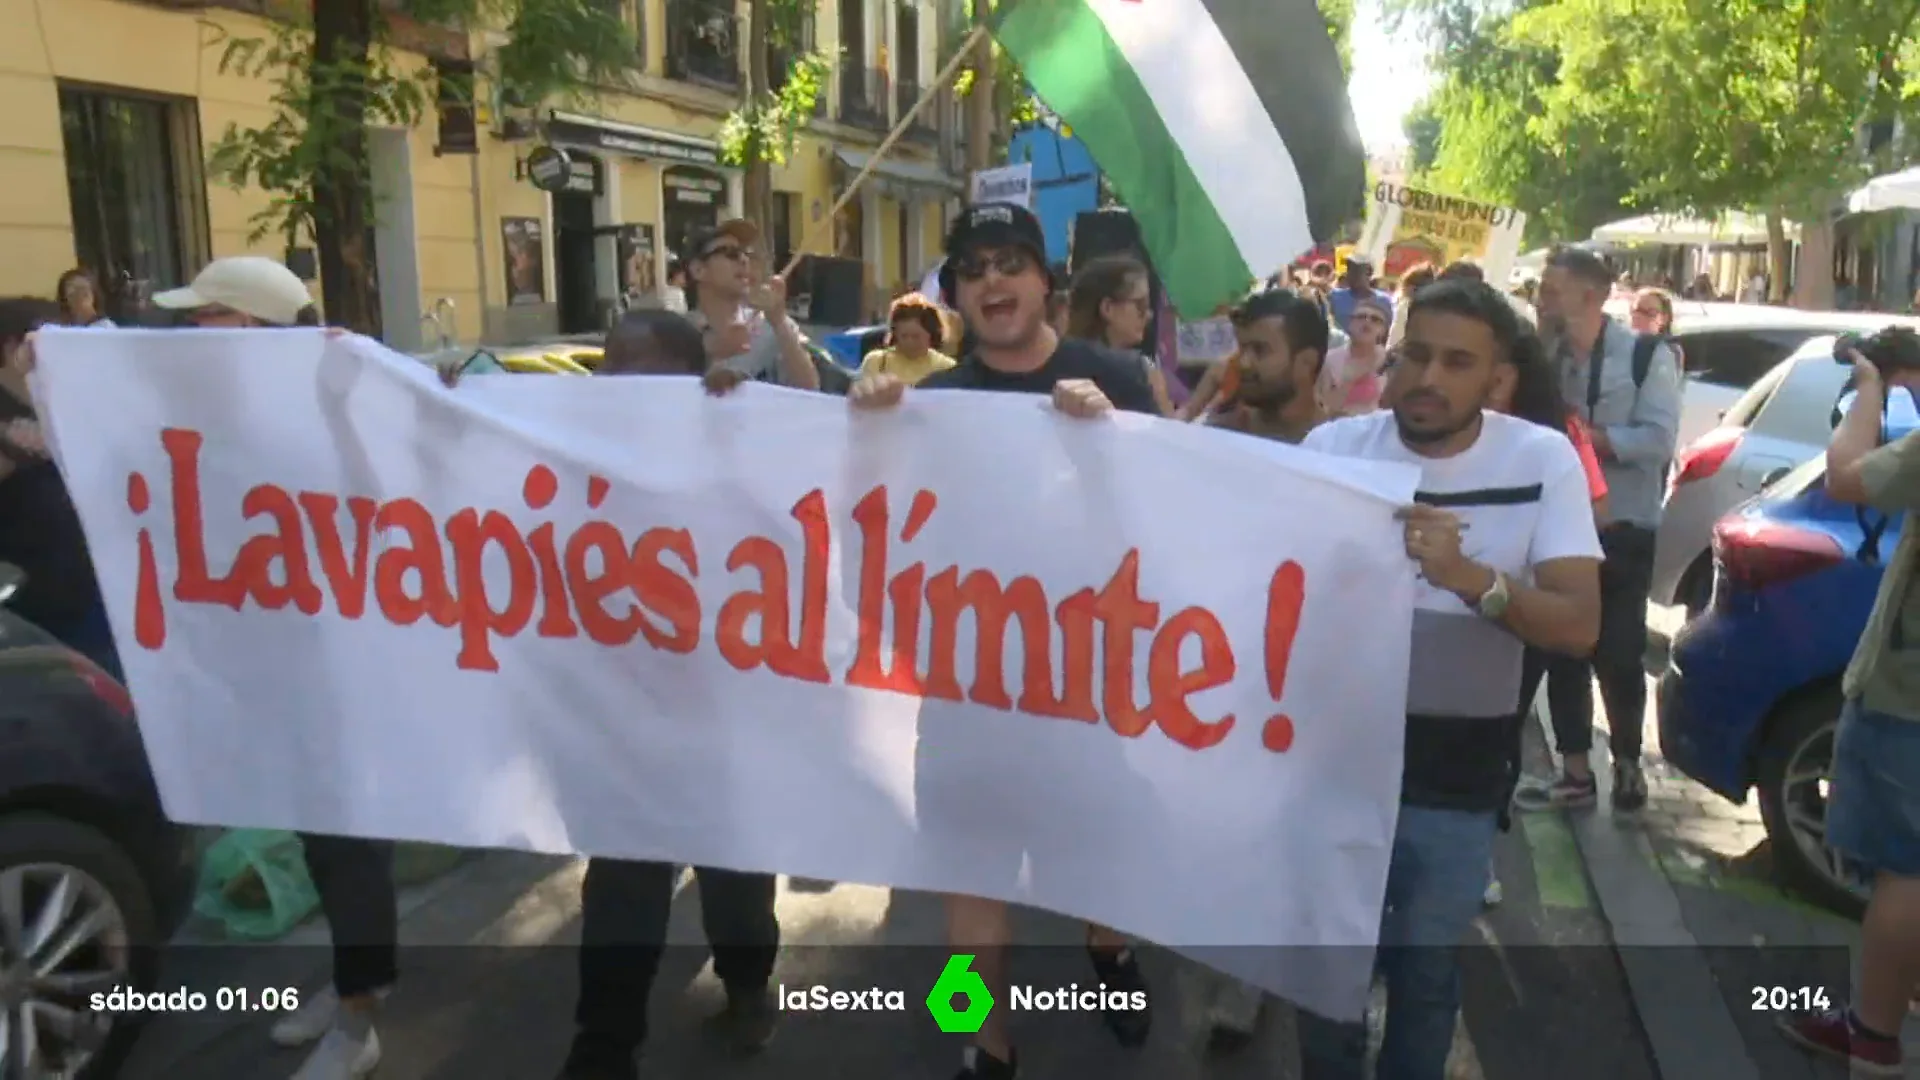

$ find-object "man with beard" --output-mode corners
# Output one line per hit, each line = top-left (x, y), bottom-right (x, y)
(1532, 246), (1680, 812)
(1209, 288), (1327, 443)
(1295, 279), (1602, 1080)
(848, 202), (1157, 1080)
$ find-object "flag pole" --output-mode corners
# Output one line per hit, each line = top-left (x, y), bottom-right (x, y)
(779, 24), (992, 281)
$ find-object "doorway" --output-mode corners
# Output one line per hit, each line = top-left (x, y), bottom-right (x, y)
(663, 165), (726, 273)
(554, 190), (599, 334)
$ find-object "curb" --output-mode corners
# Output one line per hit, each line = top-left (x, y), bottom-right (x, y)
(1530, 700), (1761, 1080)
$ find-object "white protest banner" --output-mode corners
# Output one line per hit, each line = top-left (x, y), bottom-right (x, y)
(969, 162), (1034, 208)
(1358, 181), (1527, 286)
(32, 329), (1420, 1022)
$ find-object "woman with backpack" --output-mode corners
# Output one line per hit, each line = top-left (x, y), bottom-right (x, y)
(1629, 287), (1686, 372)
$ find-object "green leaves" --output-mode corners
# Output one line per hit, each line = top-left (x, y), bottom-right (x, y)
(719, 49), (830, 168)
(205, 0), (637, 251)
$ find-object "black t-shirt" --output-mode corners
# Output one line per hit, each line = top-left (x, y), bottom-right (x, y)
(0, 390), (103, 637)
(918, 336), (1160, 415)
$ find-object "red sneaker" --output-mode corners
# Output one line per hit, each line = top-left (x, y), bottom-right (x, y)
(1777, 1009), (1904, 1077)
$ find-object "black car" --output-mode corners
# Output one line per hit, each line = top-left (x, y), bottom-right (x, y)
(0, 562), (191, 1077)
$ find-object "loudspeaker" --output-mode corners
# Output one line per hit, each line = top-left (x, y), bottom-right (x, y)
(1070, 209), (1147, 273)
(806, 256), (865, 326)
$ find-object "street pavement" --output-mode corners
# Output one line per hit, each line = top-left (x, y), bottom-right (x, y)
(120, 717), (1655, 1080)
(131, 600), (1920, 1080)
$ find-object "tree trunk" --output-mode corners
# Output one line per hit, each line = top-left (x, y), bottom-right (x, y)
(311, 0), (380, 335)
(964, 0), (994, 175)
(1765, 211), (1792, 306)
(743, 0), (776, 250)
(1788, 203), (1837, 310)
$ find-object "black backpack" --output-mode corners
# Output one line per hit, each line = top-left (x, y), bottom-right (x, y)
(1583, 333), (1660, 418)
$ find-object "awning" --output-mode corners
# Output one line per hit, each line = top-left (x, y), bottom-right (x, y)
(547, 110), (724, 168)
(832, 149), (964, 200)
(1848, 166), (1920, 214)
(1589, 211), (1796, 246)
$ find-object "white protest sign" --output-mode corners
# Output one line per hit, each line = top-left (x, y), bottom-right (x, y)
(969, 163), (1034, 208)
(1358, 181), (1527, 286)
(32, 329), (1420, 1022)
(1176, 317), (1238, 365)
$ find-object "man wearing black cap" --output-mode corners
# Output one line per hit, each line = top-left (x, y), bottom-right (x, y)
(1329, 256), (1392, 339)
(681, 218), (819, 391)
(848, 202), (1157, 1080)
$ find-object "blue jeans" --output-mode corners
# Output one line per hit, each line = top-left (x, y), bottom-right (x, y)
(1298, 804), (1500, 1080)
(1827, 699), (1920, 878)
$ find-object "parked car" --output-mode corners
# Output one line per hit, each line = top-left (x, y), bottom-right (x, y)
(0, 562), (192, 1076)
(1654, 409), (1920, 916)
(1627, 313), (1920, 616)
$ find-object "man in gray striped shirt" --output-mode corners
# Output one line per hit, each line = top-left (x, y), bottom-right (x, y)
(1536, 247), (1682, 811)
(1297, 279), (1602, 1080)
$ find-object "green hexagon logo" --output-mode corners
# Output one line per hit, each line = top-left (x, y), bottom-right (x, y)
(925, 953), (996, 1033)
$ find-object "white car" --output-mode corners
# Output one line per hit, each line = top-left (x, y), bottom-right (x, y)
(1645, 310), (1920, 614)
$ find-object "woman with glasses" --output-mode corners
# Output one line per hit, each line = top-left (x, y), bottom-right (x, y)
(1629, 287), (1686, 371)
(1067, 255), (1176, 415)
(1317, 293), (1389, 418)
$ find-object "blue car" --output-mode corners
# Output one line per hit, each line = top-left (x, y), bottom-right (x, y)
(1657, 340), (1911, 916)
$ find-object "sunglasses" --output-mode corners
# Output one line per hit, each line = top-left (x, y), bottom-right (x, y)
(703, 245), (753, 262)
(953, 249), (1036, 281)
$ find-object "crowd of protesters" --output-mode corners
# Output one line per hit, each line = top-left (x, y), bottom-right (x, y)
(0, 200), (1913, 1080)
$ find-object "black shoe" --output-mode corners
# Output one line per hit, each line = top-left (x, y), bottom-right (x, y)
(1613, 760), (1648, 812)
(1087, 943), (1152, 1048)
(953, 1044), (1020, 1079)
(556, 1036), (639, 1080)
(704, 985), (778, 1056)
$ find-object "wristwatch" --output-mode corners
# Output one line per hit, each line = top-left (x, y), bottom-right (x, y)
(1474, 571), (1512, 620)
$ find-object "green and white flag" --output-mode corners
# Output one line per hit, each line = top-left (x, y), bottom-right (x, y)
(993, 0), (1364, 318)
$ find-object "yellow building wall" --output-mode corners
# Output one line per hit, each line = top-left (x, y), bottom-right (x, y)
(773, 135), (838, 258)
(877, 196), (902, 296)
(0, 0), (478, 337)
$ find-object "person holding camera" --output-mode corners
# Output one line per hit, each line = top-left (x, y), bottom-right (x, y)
(1780, 327), (1920, 1076)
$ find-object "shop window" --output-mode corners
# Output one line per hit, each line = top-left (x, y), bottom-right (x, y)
(58, 84), (208, 325)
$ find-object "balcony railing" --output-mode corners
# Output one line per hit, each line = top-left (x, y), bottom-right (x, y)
(665, 0), (741, 90)
(838, 60), (888, 130)
(896, 77), (937, 141)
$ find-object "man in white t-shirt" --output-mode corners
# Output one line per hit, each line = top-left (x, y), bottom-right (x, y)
(1295, 278), (1603, 1080)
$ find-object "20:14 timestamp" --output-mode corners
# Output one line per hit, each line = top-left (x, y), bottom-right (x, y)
(1751, 986), (1832, 1011)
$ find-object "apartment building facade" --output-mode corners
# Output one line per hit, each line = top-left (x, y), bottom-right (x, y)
(0, 0), (968, 348)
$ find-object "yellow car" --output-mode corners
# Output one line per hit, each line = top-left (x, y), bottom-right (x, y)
(487, 346), (603, 375)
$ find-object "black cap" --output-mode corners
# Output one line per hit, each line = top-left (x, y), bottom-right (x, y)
(678, 218), (760, 265)
(944, 202), (1047, 264)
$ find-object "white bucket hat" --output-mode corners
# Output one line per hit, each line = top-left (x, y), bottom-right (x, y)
(153, 257), (313, 325)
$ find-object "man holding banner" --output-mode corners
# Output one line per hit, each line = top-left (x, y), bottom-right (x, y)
(850, 201), (1161, 1080)
(1295, 279), (1601, 1080)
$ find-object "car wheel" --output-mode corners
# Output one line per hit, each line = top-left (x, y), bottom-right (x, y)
(1754, 686), (1870, 918)
(1677, 556), (1713, 620)
(0, 812), (161, 1079)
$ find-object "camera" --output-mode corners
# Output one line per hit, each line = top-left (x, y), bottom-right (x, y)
(1833, 325), (1920, 374)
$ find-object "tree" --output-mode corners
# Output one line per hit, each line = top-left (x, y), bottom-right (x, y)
(1507, 0), (1920, 304)
(1389, 0), (1640, 247)
(207, 0), (638, 335)
(720, 0), (829, 248)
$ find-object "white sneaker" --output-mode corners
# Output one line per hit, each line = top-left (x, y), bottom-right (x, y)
(289, 1025), (380, 1079)
(272, 985), (340, 1047)
(1483, 874), (1503, 908)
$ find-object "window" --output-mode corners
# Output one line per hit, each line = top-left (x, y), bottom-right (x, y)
(59, 85), (208, 325)
(1674, 329), (1802, 391)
